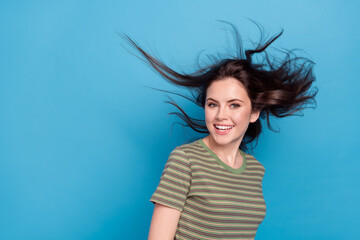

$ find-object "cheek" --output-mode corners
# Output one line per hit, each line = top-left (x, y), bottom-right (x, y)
(204, 108), (214, 123)
(232, 110), (252, 124)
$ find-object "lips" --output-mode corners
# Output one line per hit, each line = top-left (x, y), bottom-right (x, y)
(214, 124), (234, 135)
(215, 124), (233, 130)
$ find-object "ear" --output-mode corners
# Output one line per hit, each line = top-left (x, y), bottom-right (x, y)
(250, 109), (261, 123)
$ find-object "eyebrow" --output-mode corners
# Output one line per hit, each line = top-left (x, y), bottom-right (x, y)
(206, 97), (244, 103)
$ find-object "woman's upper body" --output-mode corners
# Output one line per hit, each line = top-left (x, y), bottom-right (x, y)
(149, 78), (265, 239)
(149, 138), (266, 240)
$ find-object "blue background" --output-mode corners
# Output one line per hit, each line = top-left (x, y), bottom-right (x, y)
(1, 0), (359, 239)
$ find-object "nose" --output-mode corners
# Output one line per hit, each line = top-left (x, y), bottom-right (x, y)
(216, 106), (228, 121)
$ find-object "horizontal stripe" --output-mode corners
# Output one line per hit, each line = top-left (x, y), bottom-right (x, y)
(185, 201), (265, 218)
(180, 212), (260, 228)
(182, 210), (263, 224)
(156, 183), (188, 197)
(190, 195), (266, 205)
(191, 170), (262, 188)
(178, 223), (256, 239)
(151, 139), (266, 239)
(192, 166), (264, 181)
(152, 188), (185, 203)
(190, 197), (266, 212)
(190, 188), (264, 199)
(191, 180), (262, 193)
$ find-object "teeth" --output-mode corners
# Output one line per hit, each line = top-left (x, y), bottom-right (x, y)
(215, 125), (233, 130)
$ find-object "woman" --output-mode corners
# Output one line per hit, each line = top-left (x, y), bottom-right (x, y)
(124, 23), (317, 239)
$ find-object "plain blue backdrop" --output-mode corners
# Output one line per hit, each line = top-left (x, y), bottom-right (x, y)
(1, 0), (359, 239)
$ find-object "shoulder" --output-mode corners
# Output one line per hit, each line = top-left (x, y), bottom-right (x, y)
(168, 139), (204, 165)
(243, 152), (266, 174)
(166, 140), (199, 167)
(171, 139), (203, 156)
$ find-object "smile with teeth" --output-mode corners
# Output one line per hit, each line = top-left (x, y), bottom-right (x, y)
(214, 125), (234, 130)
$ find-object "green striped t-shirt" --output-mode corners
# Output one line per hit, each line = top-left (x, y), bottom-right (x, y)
(150, 139), (266, 240)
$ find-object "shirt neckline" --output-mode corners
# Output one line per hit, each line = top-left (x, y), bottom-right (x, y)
(198, 139), (247, 174)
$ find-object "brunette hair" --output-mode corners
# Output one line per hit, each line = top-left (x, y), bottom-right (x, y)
(122, 23), (317, 151)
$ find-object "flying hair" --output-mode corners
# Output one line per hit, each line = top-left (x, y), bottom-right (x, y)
(120, 21), (318, 151)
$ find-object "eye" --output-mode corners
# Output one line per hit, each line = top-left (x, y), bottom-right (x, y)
(230, 103), (240, 109)
(207, 103), (217, 108)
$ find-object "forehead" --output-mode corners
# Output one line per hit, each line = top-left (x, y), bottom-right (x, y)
(206, 77), (250, 100)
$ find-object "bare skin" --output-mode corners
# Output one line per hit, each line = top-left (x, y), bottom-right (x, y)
(203, 135), (244, 169)
(148, 203), (181, 240)
(203, 78), (260, 168)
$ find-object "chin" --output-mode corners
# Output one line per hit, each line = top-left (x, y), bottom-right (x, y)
(210, 134), (239, 147)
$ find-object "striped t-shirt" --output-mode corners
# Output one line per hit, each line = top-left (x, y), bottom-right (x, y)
(150, 139), (266, 240)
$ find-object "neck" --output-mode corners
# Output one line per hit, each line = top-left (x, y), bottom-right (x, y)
(203, 135), (243, 166)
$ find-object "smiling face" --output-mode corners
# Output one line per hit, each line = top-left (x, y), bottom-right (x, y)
(205, 77), (260, 148)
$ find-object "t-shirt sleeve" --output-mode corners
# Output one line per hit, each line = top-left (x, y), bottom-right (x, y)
(150, 147), (191, 212)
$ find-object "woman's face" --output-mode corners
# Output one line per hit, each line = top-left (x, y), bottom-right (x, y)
(205, 77), (260, 147)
